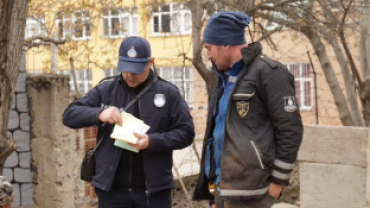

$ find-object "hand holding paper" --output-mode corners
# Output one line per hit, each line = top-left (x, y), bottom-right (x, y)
(111, 111), (150, 152)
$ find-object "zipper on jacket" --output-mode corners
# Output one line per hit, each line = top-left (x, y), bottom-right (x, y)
(250, 140), (265, 169)
(104, 147), (119, 190)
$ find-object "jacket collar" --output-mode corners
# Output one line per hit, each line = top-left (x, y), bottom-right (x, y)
(119, 69), (155, 92)
(241, 42), (263, 67)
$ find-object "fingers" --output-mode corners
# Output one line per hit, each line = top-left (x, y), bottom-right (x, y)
(99, 107), (122, 125)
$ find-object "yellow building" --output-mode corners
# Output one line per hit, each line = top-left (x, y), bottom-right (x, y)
(25, 0), (350, 131)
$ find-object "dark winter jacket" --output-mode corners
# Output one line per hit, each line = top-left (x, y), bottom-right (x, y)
(193, 42), (303, 201)
(63, 71), (195, 194)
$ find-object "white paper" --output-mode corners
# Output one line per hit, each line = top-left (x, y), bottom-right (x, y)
(112, 111), (151, 153)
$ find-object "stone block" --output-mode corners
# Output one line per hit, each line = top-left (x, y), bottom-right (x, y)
(21, 183), (34, 206)
(298, 125), (369, 166)
(20, 113), (30, 132)
(13, 130), (30, 152)
(19, 152), (31, 168)
(7, 131), (12, 138)
(3, 169), (13, 182)
(15, 73), (26, 93)
(12, 184), (20, 207)
(14, 168), (32, 183)
(7, 110), (19, 130)
(16, 93), (28, 113)
(4, 151), (18, 167)
(300, 163), (366, 208)
(11, 94), (15, 109)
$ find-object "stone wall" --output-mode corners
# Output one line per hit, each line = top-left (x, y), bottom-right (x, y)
(298, 125), (369, 208)
(26, 75), (82, 208)
(4, 72), (33, 208)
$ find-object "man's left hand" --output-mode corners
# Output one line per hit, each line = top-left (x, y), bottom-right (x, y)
(129, 132), (150, 150)
(267, 182), (283, 199)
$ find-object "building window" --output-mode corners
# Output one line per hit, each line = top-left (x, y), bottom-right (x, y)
(152, 4), (191, 35)
(25, 17), (46, 42)
(102, 7), (139, 38)
(157, 67), (193, 105)
(56, 11), (91, 40)
(57, 69), (92, 94)
(103, 69), (121, 78)
(286, 63), (313, 110)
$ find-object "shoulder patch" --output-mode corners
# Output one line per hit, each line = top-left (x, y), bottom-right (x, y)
(99, 75), (119, 84)
(260, 55), (278, 69)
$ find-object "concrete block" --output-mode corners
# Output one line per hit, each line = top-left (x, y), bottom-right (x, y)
(4, 151), (18, 167)
(14, 168), (32, 183)
(298, 125), (369, 166)
(7, 110), (19, 130)
(21, 183), (34, 206)
(300, 163), (366, 208)
(12, 183), (20, 207)
(20, 113), (30, 132)
(19, 152), (31, 168)
(3, 169), (13, 182)
(16, 93), (28, 113)
(11, 94), (15, 109)
(15, 73), (26, 93)
(13, 130), (30, 152)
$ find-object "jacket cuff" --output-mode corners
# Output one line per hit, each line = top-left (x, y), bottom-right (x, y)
(95, 108), (105, 125)
(147, 134), (155, 152)
(270, 159), (295, 185)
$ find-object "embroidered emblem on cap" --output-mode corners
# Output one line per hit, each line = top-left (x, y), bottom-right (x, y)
(236, 101), (249, 118)
(154, 94), (166, 107)
(284, 96), (297, 112)
(127, 46), (137, 58)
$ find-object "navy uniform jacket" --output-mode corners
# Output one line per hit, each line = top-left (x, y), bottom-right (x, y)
(63, 71), (195, 194)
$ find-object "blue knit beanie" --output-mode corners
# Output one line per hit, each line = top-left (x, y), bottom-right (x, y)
(203, 11), (250, 45)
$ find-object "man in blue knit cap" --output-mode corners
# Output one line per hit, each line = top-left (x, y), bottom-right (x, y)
(193, 11), (303, 208)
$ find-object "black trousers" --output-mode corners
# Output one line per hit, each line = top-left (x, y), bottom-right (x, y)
(95, 188), (172, 208)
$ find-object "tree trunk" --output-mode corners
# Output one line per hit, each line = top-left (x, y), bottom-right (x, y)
(0, 0), (28, 174)
(359, 0), (370, 126)
(189, 0), (217, 95)
(329, 39), (364, 126)
(303, 27), (354, 126)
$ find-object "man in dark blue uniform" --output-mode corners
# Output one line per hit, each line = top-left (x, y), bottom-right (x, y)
(63, 36), (195, 208)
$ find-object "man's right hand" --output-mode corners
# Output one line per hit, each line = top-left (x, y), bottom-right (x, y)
(98, 107), (122, 125)
(210, 204), (216, 208)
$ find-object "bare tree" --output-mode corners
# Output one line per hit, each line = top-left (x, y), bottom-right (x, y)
(0, 0), (28, 174)
(183, 0), (370, 126)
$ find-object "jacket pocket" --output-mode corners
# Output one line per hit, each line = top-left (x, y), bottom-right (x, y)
(250, 140), (265, 169)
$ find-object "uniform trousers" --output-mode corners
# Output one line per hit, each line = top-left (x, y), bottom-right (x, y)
(95, 188), (172, 208)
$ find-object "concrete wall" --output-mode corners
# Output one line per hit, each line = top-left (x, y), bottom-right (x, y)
(298, 125), (369, 208)
(26, 75), (83, 208)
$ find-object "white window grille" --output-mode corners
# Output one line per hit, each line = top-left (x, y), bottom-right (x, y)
(152, 4), (191, 35)
(56, 11), (91, 40)
(57, 69), (93, 94)
(103, 68), (121, 78)
(157, 67), (193, 105)
(25, 17), (46, 42)
(102, 7), (139, 38)
(286, 63), (313, 110)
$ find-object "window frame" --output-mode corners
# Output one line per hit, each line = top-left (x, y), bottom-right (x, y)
(25, 17), (46, 42)
(56, 10), (91, 40)
(101, 7), (139, 38)
(285, 63), (313, 111)
(57, 69), (93, 94)
(151, 3), (191, 36)
(157, 67), (193, 106)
